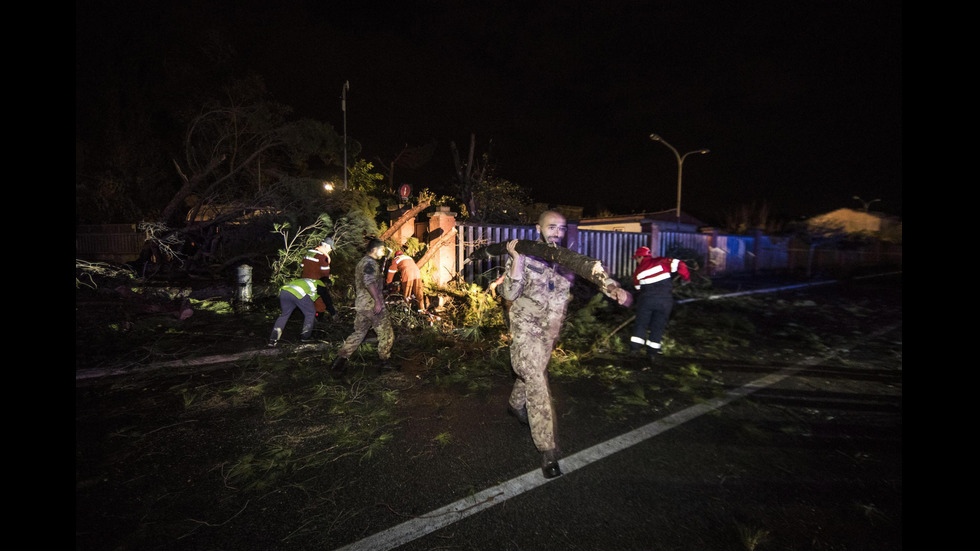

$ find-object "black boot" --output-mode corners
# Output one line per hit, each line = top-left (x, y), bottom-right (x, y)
(541, 449), (562, 479)
(508, 404), (529, 426)
(330, 356), (348, 379)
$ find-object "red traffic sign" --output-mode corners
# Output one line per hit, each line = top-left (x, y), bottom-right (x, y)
(398, 184), (412, 200)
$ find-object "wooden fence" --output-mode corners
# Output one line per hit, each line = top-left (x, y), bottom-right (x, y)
(75, 224), (147, 264)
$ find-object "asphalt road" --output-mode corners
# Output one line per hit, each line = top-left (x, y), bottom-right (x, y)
(332, 277), (902, 551)
(75, 274), (902, 551)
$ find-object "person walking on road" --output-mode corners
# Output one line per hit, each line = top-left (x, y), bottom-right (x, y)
(267, 277), (324, 347)
(629, 246), (690, 359)
(386, 250), (428, 312)
(330, 238), (396, 377)
(500, 210), (630, 478)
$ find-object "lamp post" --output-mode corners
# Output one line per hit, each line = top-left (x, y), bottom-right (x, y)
(341, 80), (350, 191)
(852, 195), (880, 213)
(649, 133), (709, 230)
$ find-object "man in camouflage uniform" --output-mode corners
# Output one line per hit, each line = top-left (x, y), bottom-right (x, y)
(501, 211), (629, 478)
(329, 239), (396, 377)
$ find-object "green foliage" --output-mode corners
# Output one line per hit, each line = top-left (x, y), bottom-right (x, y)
(269, 213), (333, 286)
(736, 523), (772, 551)
(470, 176), (532, 224)
(663, 364), (724, 397)
(264, 185), (385, 290)
(560, 292), (627, 354)
(440, 283), (506, 342)
(75, 260), (137, 290)
(669, 299), (758, 358)
(346, 159), (391, 210)
(428, 343), (509, 392)
(399, 237), (425, 257)
(283, 117), (348, 170)
(213, 365), (402, 491)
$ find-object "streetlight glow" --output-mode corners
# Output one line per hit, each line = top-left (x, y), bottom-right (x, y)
(649, 133), (710, 230)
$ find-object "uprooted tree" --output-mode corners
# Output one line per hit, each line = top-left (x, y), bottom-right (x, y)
(137, 91), (351, 277)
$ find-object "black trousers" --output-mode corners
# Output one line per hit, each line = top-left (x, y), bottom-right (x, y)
(318, 279), (337, 316)
(631, 293), (674, 355)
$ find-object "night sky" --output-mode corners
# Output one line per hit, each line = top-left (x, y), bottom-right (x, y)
(76, 1), (902, 223)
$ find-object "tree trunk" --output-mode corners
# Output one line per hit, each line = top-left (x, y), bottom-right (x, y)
(469, 240), (630, 304)
(417, 227), (456, 269)
(380, 199), (432, 241)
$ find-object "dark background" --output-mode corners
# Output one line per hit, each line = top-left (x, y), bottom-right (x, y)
(76, 0), (902, 223)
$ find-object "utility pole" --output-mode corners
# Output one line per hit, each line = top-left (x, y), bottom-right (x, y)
(342, 80), (350, 190)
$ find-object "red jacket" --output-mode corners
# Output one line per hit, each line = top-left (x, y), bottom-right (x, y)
(301, 250), (331, 280)
(632, 256), (690, 293)
(387, 254), (421, 284)
(301, 250), (330, 312)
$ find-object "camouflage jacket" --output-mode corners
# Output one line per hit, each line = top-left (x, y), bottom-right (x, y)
(500, 243), (575, 331)
(353, 254), (383, 311)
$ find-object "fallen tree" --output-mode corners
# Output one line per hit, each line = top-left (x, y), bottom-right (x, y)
(467, 240), (633, 307)
(380, 199), (432, 241)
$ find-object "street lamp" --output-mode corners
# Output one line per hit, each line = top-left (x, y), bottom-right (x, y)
(852, 195), (880, 212)
(341, 80), (350, 191)
(649, 133), (709, 230)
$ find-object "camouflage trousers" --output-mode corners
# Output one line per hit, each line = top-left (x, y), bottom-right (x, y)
(337, 308), (394, 360)
(508, 320), (562, 452)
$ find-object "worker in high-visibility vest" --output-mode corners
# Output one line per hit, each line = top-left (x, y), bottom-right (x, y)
(301, 238), (337, 319)
(268, 278), (324, 347)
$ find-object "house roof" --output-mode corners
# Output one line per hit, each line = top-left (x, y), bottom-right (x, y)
(579, 209), (706, 227)
(806, 207), (902, 241)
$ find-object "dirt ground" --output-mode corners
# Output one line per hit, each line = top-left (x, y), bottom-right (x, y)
(76, 272), (902, 550)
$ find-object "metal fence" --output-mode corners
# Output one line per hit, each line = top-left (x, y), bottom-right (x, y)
(76, 219), (901, 282)
(455, 223), (539, 285)
(577, 229), (648, 279)
(453, 223), (773, 284)
(453, 222), (900, 285)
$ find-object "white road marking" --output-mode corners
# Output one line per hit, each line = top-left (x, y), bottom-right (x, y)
(333, 353), (855, 551)
(336, 313), (900, 550)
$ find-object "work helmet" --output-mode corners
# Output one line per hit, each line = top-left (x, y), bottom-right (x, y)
(632, 246), (652, 259)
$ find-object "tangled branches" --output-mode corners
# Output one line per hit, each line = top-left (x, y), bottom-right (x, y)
(75, 260), (137, 289)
